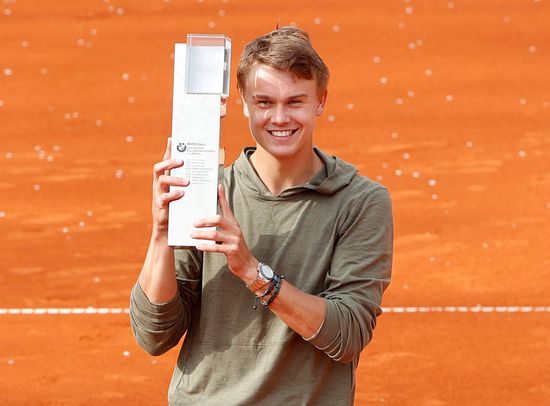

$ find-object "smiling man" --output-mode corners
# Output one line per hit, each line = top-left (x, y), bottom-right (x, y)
(130, 27), (393, 405)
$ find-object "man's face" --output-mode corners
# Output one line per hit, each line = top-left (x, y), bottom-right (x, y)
(241, 64), (326, 161)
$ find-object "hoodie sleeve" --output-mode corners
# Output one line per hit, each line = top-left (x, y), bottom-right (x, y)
(305, 186), (393, 364)
(129, 248), (203, 356)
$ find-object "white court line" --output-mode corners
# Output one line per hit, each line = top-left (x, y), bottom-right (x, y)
(0, 306), (549, 315)
(381, 306), (550, 313)
(0, 308), (129, 315)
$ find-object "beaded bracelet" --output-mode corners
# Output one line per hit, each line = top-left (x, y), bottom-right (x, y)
(263, 275), (284, 307)
(252, 279), (276, 310)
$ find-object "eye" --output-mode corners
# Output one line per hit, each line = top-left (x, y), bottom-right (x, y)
(289, 99), (304, 105)
(257, 100), (271, 107)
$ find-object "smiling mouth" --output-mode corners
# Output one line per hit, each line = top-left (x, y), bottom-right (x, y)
(268, 129), (298, 138)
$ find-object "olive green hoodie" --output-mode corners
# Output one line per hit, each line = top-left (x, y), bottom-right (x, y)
(130, 147), (393, 405)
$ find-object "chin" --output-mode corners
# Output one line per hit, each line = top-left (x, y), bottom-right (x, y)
(266, 145), (304, 160)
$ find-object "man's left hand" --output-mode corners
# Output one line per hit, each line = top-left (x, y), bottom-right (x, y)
(191, 184), (259, 284)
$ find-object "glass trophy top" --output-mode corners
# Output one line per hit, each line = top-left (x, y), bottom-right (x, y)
(185, 34), (231, 96)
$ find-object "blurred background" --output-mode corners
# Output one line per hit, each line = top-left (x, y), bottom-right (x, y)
(1, 0), (549, 404)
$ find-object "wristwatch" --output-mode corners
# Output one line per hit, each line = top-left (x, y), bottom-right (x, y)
(247, 263), (274, 292)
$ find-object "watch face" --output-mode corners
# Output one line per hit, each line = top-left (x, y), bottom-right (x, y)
(259, 264), (274, 279)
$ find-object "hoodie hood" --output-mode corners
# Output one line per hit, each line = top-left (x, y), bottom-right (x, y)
(232, 147), (358, 200)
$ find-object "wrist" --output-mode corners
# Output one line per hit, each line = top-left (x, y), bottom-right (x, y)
(242, 259), (260, 287)
(246, 262), (275, 292)
(151, 227), (169, 244)
(251, 273), (284, 309)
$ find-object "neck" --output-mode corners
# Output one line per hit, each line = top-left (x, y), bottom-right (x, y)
(249, 146), (323, 196)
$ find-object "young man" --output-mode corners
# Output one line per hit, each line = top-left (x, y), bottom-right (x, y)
(130, 27), (393, 405)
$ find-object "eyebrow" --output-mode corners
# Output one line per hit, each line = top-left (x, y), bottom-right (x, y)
(252, 93), (309, 100)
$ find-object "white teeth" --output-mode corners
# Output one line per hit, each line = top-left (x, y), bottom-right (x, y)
(270, 130), (294, 137)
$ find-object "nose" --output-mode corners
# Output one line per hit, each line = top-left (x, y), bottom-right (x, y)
(270, 104), (290, 125)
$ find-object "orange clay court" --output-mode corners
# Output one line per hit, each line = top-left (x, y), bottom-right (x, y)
(1, 1), (549, 404)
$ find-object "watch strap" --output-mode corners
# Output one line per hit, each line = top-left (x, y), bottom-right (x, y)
(246, 263), (271, 292)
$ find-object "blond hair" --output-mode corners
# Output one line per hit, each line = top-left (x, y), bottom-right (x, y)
(237, 26), (329, 97)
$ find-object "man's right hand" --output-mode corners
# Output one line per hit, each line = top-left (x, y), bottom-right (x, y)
(152, 137), (189, 233)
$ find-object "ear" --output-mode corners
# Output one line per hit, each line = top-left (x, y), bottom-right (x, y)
(316, 89), (328, 116)
(241, 93), (250, 118)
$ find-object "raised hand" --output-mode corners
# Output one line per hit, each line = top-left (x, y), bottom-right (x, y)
(151, 137), (190, 233)
(191, 184), (258, 282)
